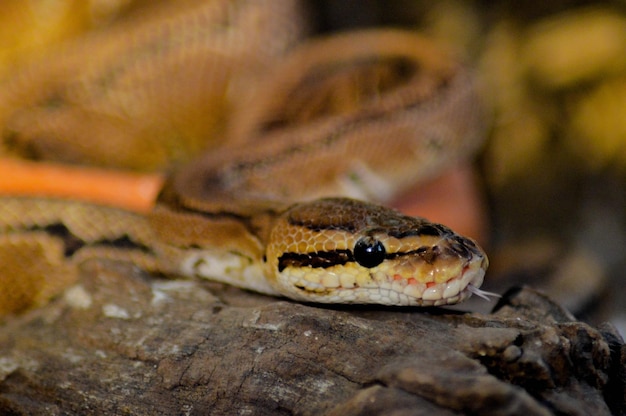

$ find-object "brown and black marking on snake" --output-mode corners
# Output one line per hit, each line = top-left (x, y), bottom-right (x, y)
(278, 249), (353, 272)
(277, 244), (454, 272)
(24, 223), (153, 258)
(286, 198), (452, 237)
(255, 55), (431, 132)
(443, 235), (484, 261)
(223, 67), (465, 180)
(278, 198), (482, 272)
(155, 177), (286, 244)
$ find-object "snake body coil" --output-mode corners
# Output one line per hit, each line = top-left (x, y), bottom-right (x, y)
(0, 29), (490, 310)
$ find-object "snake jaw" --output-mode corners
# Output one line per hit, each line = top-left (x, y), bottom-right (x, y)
(276, 253), (488, 306)
(388, 257), (487, 306)
(373, 237), (489, 306)
(454, 265), (487, 303)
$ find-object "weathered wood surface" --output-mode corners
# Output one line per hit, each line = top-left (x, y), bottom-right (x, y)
(0, 262), (623, 415)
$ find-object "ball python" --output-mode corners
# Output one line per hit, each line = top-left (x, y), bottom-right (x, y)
(0, 29), (491, 312)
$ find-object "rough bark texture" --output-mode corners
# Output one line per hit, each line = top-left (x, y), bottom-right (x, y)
(0, 262), (624, 415)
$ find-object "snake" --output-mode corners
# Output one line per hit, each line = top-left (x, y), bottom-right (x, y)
(0, 28), (491, 311)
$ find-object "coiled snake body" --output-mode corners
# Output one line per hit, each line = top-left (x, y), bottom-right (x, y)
(0, 29), (490, 309)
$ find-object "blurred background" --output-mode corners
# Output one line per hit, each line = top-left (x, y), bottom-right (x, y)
(0, 0), (624, 331)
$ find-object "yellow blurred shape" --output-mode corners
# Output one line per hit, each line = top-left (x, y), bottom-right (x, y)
(569, 77), (626, 170)
(480, 22), (552, 186)
(522, 7), (626, 88)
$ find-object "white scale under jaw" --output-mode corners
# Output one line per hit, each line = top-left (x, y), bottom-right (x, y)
(179, 249), (279, 296)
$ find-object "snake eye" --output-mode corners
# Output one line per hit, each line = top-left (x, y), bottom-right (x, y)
(354, 237), (386, 268)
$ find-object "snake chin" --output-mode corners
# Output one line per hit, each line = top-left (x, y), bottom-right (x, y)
(434, 265), (488, 306)
(452, 266), (499, 305)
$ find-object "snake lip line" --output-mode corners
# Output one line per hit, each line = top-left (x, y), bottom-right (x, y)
(282, 256), (488, 306)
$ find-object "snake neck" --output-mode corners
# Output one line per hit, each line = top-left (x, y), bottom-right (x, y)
(150, 175), (288, 258)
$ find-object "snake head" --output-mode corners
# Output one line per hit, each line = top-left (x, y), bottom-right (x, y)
(267, 197), (490, 306)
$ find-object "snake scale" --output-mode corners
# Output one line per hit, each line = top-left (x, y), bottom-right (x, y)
(0, 1), (491, 313)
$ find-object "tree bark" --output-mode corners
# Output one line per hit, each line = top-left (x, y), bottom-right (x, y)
(0, 262), (623, 415)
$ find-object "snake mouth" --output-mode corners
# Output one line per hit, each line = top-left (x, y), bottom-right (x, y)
(382, 256), (491, 306)
(283, 259), (492, 306)
(414, 264), (487, 306)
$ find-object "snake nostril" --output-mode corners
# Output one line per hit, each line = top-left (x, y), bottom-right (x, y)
(456, 236), (485, 257)
(450, 242), (471, 259)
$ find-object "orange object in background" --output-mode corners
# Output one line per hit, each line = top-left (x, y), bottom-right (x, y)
(0, 158), (163, 213)
(392, 164), (488, 246)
